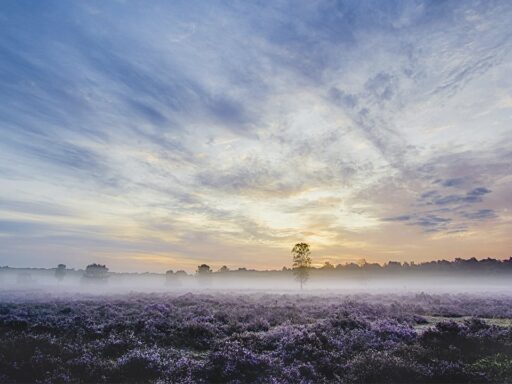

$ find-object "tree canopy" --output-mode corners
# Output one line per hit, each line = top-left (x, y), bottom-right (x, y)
(292, 243), (312, 290)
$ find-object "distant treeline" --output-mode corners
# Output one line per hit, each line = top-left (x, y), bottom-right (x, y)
(306, 257), (512, 276)
(187, 257), (512, 277)
(2, 257), (512, 278)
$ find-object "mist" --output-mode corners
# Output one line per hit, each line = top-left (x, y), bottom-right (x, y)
(2, 262), (512, 383)
(1, 266), (511, 296)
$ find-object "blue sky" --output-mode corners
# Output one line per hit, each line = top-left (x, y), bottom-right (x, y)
(1, 0), (511, 272)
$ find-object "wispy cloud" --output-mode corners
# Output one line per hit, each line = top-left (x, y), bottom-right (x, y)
(0, 0), (511, 271)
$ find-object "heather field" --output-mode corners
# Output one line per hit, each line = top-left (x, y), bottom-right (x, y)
(1, 292), (512, 383)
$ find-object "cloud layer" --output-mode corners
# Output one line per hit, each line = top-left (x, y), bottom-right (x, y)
(1, 0), (511, 271)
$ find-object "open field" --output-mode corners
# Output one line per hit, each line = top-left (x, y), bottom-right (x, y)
(1, 291), (512, 383)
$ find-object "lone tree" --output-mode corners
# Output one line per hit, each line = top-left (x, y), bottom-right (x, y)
(196, 264), (212, 275)
(292, 242), (312, 290)
(55, 264), (66, 281)
(83, 263), (109, 283)
(196, 264), (212, 286)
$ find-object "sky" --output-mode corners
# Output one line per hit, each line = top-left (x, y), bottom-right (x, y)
(1, 0), (511, 273)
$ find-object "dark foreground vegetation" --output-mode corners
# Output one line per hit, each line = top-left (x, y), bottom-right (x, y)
(1, 292), (512, 383)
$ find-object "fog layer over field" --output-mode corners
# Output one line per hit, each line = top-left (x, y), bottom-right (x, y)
(1, 268), (511, 295)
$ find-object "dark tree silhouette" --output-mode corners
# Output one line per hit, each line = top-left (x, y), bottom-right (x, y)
(322, 261), (334, 269)
(196, 264), (212, 286)
(218, 265), (230, 273)
(292, 243), (312, 290)
(83, 263), (109, 282)
(55, 264), (66, 281)
(196, 264), (212, 275)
